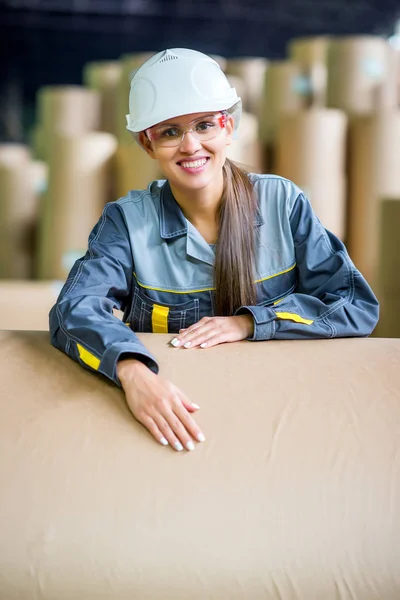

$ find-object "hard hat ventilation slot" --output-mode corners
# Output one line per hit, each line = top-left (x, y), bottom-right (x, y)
(158, 54), (179, 63)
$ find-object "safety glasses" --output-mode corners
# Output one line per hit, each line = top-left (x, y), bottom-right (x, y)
(146, 112), (228, 148)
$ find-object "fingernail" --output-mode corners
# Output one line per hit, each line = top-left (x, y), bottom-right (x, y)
(192, 403), (201, 410)
(197, 433), (206, 442)
(170, 338), (181, 347)
(159, 437), (168, 446)
(183, 341), (192, 348)
(174, 441), (183, 452)
(200, 342), (207, 348)
(186, 440), (195, 451)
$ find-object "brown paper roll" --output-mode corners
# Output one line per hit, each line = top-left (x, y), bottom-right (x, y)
(226, 111), (263, 172)
(373, 293), (400, 338)
(275, 109), (348, 239)
(114, 142), (163, 198)
(37, 85), (101, 137)
(288, 36), (331, 66)
(374, 46), (400, 110)
(225, 75), (247, 111)
(116, 53), (156, 144)
(31, 123), (46, 161)
(259, 61), (308, 143)
(226, 58), (268, 114)
(327, 37), (393, 115)
(37, 132), (117, 280)
(377, 199), (400, 292)
(83, 61), (123, 136)
(347, 112), (400, 288)
(209, 54), (228, 72)
(0, 145), (44, 279)
(0, 280), (61, 330)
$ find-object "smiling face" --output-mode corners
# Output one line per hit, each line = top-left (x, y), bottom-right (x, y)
(139, 111), (234, 199)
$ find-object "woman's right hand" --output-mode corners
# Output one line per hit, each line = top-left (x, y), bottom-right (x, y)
(117, 358), (205, 452)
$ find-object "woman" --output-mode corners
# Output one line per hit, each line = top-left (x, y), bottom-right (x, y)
(50, 48), (379, 452)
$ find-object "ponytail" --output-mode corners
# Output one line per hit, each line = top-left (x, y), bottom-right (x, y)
(214, 158), (257, 315)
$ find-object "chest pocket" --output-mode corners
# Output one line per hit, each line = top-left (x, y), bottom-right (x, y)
(129, 286), (200, 334)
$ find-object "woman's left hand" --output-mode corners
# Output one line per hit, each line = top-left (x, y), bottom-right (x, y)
(170, 315), (254, 349)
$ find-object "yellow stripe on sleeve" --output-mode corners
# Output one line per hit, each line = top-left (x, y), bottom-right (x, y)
(275, 312), (314, 325)
(152, 304), (169, 333)
(77, 343), (101, 370)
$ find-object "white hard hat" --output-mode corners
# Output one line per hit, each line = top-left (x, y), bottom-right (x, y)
(125, 48), (242, 134)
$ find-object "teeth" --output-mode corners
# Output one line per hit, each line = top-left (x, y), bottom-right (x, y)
(180, 158), (207, 168)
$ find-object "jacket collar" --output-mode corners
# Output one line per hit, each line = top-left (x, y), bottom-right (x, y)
(159, 180), (264, 240)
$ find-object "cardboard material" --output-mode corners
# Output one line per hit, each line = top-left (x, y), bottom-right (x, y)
(114, 142), (163, 198)
(288, 36), (330, 107)
(378, 198), (400, 292)
(0, 281), (61, 330)
(374, 294), (400, 338)
(288, 36), (331, 65)
(83, 61), (123, 136)
(226, 58), (268, 114)
(327, 37), (395, 114)
(0, 331), (399, 599)
(347, 111), (400, 287)
(226, 111), (263, 172)
(36, 131), (117, 280)
(259, 61), (307, 143)
(116, 53), (156, 144)
(0, 145), (46, 279)
(275, 109), (348, 238)
(36, 86), (101, 144)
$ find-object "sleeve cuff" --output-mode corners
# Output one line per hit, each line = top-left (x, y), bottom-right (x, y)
(235, 305), (276, 341)
(99, 341), (159, 387)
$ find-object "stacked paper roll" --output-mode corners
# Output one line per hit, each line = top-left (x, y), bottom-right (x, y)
(0, 145), (47, 279)
(275, 109), (348, 239)
(34, 86), (101, 160)
(226, 75), (247, 112)
(116, 53), (155, 144)
(327, 37), (394, 115)
(226, 112), (263, 172)
(83, 61), (122, 135)
(374, 199), (400, 337)
(210, 54), (228, 72)
(347, 112), (400, 288)
(288, 36), (331, 107)
(226, 58), (268, 114)
(288, 36), (331, 65)
(37, 132), (117, 280)
(0, 280), (62, 330)
(114, 142), (163, 198)
(259, 61), (308, 144)
(374, 46), (400, 110)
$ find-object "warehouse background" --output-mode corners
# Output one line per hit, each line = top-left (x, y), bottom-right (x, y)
(0, 0), (400, 336)
(1, 0), (400, 139)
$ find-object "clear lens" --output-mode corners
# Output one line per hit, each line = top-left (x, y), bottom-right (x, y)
(147, 113), (226, 147)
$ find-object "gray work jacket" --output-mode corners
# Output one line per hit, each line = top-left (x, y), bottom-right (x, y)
(49, 174), (379, 385)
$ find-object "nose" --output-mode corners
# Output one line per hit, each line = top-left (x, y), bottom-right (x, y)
(179, 130), (201, 153)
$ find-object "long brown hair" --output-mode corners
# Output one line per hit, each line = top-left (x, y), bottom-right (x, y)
(214, 158), (257, 315)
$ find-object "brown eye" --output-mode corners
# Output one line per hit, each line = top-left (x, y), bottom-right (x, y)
(195, 121), (215, 132)
(159, 127), (181, 139)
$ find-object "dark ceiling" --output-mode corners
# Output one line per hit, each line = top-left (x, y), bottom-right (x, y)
(0, 0), (399, 120)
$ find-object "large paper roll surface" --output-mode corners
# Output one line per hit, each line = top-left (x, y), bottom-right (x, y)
(275, 109), (348, 238)
(0, 145), (46, 279)
(83, 61), (122, 136)
(347, 112), (400, 287)
(37, 132), (117, 280)
(259, 61), (308, 143)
